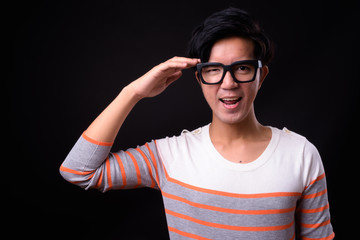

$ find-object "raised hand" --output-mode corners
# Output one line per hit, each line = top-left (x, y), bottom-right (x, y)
(128, 57), (200, 100)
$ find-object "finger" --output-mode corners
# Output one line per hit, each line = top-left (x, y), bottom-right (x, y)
(168, 56), (200, 66)
(158, 61), (188, 74)
(166, 71), (183, 85)
(163, 59), (199, 72)
(169, 56), (199, 62)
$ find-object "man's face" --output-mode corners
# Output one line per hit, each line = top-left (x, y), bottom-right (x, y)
(196, 37), (268, 125)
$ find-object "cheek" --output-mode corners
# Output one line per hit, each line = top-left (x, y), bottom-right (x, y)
(243, 80), (260, 101)
(201, 85), (218, 107)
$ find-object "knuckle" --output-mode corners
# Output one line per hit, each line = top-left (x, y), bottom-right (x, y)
(169, 56), (179, 62)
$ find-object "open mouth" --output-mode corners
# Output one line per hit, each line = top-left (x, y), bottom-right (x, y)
(219, 97), (242, 105)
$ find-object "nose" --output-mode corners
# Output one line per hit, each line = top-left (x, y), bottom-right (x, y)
(220, 71), (238, 89)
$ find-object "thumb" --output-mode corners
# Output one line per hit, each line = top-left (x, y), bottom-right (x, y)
(166, 71), (183, 86)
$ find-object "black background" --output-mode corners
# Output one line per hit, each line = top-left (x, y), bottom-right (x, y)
(10, 0), (359, 239)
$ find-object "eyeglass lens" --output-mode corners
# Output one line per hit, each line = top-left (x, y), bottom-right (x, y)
(201, 62), (256, 83)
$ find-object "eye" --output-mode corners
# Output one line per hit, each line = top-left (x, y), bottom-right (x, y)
(203, 66), (222, 74)
(233, 64), (253, 74)
(237, 65), (250, 71)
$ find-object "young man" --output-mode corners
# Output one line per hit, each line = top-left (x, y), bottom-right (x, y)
(60, 8), (334, 239)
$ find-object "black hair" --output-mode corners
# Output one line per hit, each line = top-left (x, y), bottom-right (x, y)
(186, 7), (274, 66)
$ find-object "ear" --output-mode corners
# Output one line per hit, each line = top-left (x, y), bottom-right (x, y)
(195, 71), (201, 85)
(258, 65), (269, 90)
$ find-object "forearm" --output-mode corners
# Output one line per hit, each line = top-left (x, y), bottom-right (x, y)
(84, 85), (141, 143)
(60, 133), (161, 192)
(83, 57), (199, 143)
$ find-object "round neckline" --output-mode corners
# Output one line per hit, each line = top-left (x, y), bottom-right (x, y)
(202, 124), (280, 171)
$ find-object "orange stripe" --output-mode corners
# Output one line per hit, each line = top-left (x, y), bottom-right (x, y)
(162, 191), (296, 215)
(299, 203), (329, 214)
(95, 168), (103, 188)
(68, 172), (95, 184)
(113, 153), (127, 189)
(87, 172), (95, 180)
(165, 209), (294, 232)
(82, 132), (113, 146)
(300, 219), (331, 229)
(136, 148), (155, 188)
(168, 226), (212, 240)
(302, 189), (327, 199)
(147, 142), (160, 186)
(163, 165), (301, 198)
(302, 232), (335, 240)
(60, 165), (95, 175)
(304, 173), (325, 190)
(105, 158), (112, 189)
(290, 232), (295, 240)
(126, 151), (142, 188)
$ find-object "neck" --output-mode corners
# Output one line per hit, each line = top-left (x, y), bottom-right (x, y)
(209, 108), (266, 144)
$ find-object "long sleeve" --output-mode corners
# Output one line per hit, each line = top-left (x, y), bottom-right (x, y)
(59, 132), (161, 192)
(295, 140), (334, 239)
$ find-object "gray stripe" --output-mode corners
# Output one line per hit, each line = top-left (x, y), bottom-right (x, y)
(166, 213), (295, 240)
(164, 196), (295, 227)
(161, 179), (300, 211)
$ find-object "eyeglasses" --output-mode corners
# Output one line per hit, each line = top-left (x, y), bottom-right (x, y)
(196, 60), (262, 85)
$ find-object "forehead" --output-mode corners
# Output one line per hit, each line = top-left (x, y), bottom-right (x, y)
(208, 37), (255, 63)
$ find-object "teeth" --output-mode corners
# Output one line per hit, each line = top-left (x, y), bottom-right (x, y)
(221, 97), (240, 101)
(219, 97), (242, 105)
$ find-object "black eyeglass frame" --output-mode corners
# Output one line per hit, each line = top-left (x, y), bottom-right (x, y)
(196, 60), (262, 85)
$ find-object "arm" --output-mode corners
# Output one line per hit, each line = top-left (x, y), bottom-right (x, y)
(60, 57), (199, 191)
(295, 141), (335, 239)
(84, 57), (200, 143)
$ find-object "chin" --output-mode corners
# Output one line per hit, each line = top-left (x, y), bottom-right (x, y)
(212, 100), (256, 125)
(213, 111), (247, 125)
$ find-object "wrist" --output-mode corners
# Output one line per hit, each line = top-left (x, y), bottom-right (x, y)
(122, 84), (143, 104)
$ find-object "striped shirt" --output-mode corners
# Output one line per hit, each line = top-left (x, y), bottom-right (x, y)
(60, 124), (334, 239)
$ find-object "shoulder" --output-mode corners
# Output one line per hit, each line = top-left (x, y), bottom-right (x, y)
(269, 126), (321, 167)
(276, 127), (307, 145)
(155, 124), (209, 166)
(156, 124), (207, 148)
(273, 126), (324, 185)
(274, 127), (318, 155)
